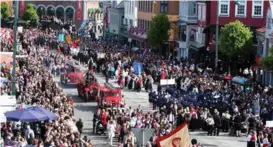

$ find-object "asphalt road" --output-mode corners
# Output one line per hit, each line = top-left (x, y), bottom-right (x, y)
(51, 56), (247, 147)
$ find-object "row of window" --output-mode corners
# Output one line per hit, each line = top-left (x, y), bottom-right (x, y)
(124, 18), (133, 26)
(36, 6), (74, 20)
(138, 1), (153, 13)
(137, 19), (151, 31)
(220, 0), (263, 17)
(125, 1), (135, 15)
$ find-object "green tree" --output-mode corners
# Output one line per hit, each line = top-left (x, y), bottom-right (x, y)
(219, 20), (253, 58)
(147, 13), (170, 50)
(262, 47), (273, 71)
(22, 3), (39, 26)
(1, 2), (11, 21)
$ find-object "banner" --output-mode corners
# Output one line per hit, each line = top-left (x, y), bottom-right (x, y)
(77, 0), (82, 20)
(266, 121), (273, 127)
(66, 35), (72, 44)
(156, 122), (190, 147)
(131, 128), (155, 147)
(133, 61), (143, 76)
(160, 79), (176, 86)
(19, 1), (25, 15)
(58, 34), (64, 42)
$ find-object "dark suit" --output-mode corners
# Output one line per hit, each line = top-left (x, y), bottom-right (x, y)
(213, 114), (221, 136)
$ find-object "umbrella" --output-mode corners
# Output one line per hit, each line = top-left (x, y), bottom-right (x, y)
(4, 108), (48, 122)
(28, 106), (57, 121)
(0, 77), (9, 83)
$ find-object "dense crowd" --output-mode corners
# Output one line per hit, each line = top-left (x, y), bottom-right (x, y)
(77, 40), (273, 147)
(0, 28), (93, 147)
(2, 25), (273, 147)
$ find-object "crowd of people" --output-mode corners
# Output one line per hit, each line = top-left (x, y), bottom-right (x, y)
(74, 39), (273, 147)
(1, 24), (273, 147)
(1, 28), (93, 147)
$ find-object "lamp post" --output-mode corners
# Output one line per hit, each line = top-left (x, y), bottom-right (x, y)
(12, 1), (19, 95)
(215, 0), (219, 72)
(128, 38), (132, 57)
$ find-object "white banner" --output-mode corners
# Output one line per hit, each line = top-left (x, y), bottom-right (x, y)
(266, 121), (273, 128)
(160, 79), (175, 86)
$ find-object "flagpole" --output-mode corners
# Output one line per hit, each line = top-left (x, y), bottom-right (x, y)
(12, 1), (19, 95)
(215, 0), (219, 72)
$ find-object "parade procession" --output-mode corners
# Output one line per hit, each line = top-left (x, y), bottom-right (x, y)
(1, 0), (273, 147)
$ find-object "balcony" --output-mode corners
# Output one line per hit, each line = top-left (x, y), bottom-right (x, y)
(120, 25), (129, 34)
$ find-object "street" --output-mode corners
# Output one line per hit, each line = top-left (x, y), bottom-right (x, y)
(49, 55), (246, 147)
(52, 72), (247, 147)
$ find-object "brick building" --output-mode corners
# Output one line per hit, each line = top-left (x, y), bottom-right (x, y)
(132, 1), (179, 49)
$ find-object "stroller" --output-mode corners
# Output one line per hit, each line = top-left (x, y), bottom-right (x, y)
(96, 121), (106, 135)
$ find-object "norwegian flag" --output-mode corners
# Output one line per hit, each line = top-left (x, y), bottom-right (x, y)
(103, 6), (110, 28)
(141, 28), (145, 35)
(130, 26), (134, 33)
(135, 27), (139, 35)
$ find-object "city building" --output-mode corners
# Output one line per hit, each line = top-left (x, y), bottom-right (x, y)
(256, 1), (273, 86)
(119, 0), (138, 46)
(135, 1), (179, 49)
(17, 0), (88, 27)
(204, 0), (270, 53)
(177, 1), (198, 59)
(104, 1), (124, 43)
(87, 8), (104, 39)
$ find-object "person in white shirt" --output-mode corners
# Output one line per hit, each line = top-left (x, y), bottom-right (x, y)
(107, 120), (116, 146)
(205, 114), (214, 136)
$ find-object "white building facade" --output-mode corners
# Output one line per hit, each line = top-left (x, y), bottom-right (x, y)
(257, 2), (273, 86)
(177, 1), (198, 59)
(124, 0), (138, 27)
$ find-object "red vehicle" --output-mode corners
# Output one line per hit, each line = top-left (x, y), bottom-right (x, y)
(60, 62), (85, 85)
(97, 83), (122, 108)
(77, 82), (100, 102)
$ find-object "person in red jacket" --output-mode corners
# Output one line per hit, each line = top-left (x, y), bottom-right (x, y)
(161, 70), (166, 79)
(100, 109), (107, 127)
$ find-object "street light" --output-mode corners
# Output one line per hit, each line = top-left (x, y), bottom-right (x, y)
(12, 1), (19, 95)
(128, 38), (132, 57)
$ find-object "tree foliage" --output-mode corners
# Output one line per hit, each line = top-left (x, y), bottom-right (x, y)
(1, 2), (11, 21)
(22, 3), (39, 26)
(147, 13), (170, 48)
(262, 47), (273, 71)
(219, 20), (253, 57)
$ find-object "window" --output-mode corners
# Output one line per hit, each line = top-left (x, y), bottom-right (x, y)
(198, 5), (202, 20)
(160, 1), (168, 13)
(235, 0), (246, 16)
(252, 0), (263, 17)
(129, 20), (133, 26)
(139, 1), (142, 11)
(219, 0), (230, 16)
(189, 2), (197, 16)
(124, 18), (128, 25)
(66, 8), (74, 21)
(179, 26), (187, 42)
(148, 1), (153, 12)
(267, 18), (271, 29)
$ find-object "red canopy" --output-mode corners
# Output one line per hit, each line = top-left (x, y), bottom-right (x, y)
(224, 75), (232, 80)
(105, 96), (121, 103)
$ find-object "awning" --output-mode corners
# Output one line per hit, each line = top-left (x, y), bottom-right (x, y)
(129, 34), (147, 42)
(189, 41), (204, 51)
(105, 96), (121, 103)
